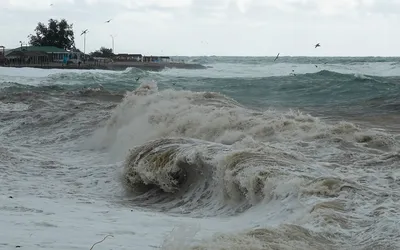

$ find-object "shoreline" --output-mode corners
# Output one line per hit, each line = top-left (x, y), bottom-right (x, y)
(0, 61), (209, 71)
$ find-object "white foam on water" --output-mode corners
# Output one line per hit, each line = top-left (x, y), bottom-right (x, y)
(0, 66), (133, 87)
(0, 102), (29, 111)
(1, 67), (400, 250)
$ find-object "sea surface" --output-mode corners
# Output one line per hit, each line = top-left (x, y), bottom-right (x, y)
(1, 56), (400, 250)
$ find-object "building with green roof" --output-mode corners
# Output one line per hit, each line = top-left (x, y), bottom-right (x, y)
(6, 46), (83, 63)
(18, 46), (68, 53)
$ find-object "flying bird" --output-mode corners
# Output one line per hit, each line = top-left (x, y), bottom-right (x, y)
(315, 43), (321, 48)
(274, 53), (280, 62)
(105, 19), (112, 23)
(81, 29), (89, 36)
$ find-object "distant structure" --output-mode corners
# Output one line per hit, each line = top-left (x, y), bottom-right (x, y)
(113, 54), (171, 63)
(0, 46), (5, 65)
(0, 45), (206, 70)
(114, 53), (142, 62)
(143, 56), (171, 63)
(3, 46), (84, 66)
(7, 50), (50, 64)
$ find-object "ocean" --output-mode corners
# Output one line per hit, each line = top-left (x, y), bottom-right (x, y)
(1, 56), (400, 250)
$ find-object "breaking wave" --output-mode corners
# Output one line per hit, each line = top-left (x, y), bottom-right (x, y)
(93, 81), (398, 158)
(94, 83), (394, 204)
(85, 81), (400, 249)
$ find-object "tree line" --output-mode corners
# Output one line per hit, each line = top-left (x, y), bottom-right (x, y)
(28, 18), (114, 58)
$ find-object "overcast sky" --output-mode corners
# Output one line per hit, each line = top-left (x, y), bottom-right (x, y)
(1, 0), (399, 56)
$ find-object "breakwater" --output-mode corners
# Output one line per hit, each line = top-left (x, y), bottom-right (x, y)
(0, 61), (208, 71)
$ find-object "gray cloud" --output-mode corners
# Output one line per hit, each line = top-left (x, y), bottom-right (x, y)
(1, 0), (399, 56)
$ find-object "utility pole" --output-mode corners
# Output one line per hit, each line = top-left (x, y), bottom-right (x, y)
(81, 29), (89, 61)
(80, 29), (89, 63)
(110, 34), (117, 54)
(110, 35), (114, 54)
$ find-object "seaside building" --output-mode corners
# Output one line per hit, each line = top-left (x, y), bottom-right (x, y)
(6, 50), (50, 65)
(7, 46), (69, 61)
(4, 46), (85, 66)
(92, 57), (113, 64)
(112, 54), (172, 63)
(142, 56), (171, 63)
(114, 53), (143, 62)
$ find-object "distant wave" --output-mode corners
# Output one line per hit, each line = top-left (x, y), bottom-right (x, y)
(304, 69), (382, 81)
(2, 65), (400, 119)
(180, 56), (400, 65)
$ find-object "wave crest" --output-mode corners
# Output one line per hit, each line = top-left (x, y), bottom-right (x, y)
(123, 138), (204, 193)
(122, 137), (308, 214)
(91, 82), (398, 164)
(121, 135), (365, 217)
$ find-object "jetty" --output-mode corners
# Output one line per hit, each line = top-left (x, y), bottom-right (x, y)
(0, 46), (207, 71)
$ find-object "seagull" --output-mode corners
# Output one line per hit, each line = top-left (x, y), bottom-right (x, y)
(81, 29), (88, 36)
(274, 53), (280, 62)
(315, 43), (321, 48)
(105, 19), (112, 23)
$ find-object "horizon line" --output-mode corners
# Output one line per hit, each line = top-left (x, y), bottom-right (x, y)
(2, 46), (400, 58)
(173, 55), (400, 58)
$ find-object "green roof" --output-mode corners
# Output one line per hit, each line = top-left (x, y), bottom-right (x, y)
(11, 46), (68, 53)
